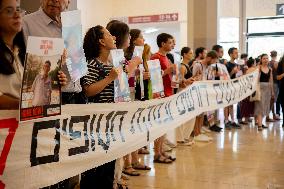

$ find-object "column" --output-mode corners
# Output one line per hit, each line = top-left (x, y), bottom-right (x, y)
(187, 0), (219, 49)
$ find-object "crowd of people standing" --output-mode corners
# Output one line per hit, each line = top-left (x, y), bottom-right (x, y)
(0, 0), (284, 189)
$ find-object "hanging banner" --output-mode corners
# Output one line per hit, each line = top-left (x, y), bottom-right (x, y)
(0, 70), (258, 189)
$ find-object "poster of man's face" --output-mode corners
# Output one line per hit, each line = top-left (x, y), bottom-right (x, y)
(21, 54), (61, 109)
(20, 36), (64, 122)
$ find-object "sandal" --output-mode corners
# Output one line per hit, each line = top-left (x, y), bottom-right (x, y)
(258, 126), (263, 131)
(138, 148), (150, 154)
(165, 155), (176, 161)
(122, 167), (140, 176)
(153, 155), (172, 164)
(162, 153), (176, 161)
(121, 173), (130, 180)
(116, 180), (129, 189)
(132, 163), (151, 170)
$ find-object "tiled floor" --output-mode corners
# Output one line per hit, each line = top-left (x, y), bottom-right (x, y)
(128, 119), (284, 189)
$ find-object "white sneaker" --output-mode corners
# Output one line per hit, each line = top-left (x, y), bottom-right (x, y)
(202, 127), (211, 133)
(194, 134), (212, 142)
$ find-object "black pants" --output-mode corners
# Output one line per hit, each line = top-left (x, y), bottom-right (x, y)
(80, 160), (116, 189)
(62, 92), (88, 105)
(237, 103), (241, 120)
(279, 90), (284, 125)
(276, 93), (281, 115)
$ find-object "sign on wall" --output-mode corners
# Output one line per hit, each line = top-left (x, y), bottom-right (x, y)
(111, 13), (179, 24)
(276, 4), (284, 15)
(128, 13), (179, 24)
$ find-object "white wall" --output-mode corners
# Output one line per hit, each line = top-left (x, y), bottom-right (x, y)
(110, 0), (187, 20)
(219, 0), (239, 17)
(246, 0), (284, 17)
(219, 0), (284, 18)
(77, 0), (187, 48)
(111, 0), (187, 49)
(77, 0), (113, 34)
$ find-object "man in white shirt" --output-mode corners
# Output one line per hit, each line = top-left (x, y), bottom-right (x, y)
(192, 51), (218, 142)
(22, 0), (83, 105)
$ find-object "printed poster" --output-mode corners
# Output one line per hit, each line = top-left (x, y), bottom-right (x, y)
(171, 53), (181, 88)
(20, 36), (64, 121)
(61, 10), (88, 82)
(110, 49), (131, 102)
(134, 46), (145, 100)
(147, 59), (165, 98)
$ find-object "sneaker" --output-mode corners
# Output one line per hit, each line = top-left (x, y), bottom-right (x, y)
(239, 121), (248, 125)
(209, 124), (222, 132)
(266, 118), (275, 122)
(248, 118), (253, 123)
(273, 114), (280, 121)
(194, 134), (212, 142)
(225, 121), (232, 130)
(202, 127), (211, 133)
(231, 122), (241, 129)
(162, 143), (173, 152)
(164, 139), (177, 148)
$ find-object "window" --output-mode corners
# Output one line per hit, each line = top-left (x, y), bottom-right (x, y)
(247, 17), (284, 60)
(218, 17), (239, 60)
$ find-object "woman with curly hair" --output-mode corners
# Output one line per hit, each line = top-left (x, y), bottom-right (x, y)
(81, 25), (120, 189)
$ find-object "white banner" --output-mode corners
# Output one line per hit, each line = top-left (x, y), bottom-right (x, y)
(0, 70), (258, 189)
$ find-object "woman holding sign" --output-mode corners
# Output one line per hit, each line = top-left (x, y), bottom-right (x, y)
(82, 25), (120, 189)
(107, 21), (150, 184)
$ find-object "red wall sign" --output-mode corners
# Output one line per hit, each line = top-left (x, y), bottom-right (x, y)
(128, 13), (179, 24)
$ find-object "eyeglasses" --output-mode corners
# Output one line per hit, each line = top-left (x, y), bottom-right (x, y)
(0, 6), (26, 17)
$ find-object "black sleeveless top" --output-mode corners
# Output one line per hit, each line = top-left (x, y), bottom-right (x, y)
(259, 69), (271, 82)
(181, 63), (192, 79)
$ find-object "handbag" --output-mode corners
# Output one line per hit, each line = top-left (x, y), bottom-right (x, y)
(250, 67), (261, 102)
(250, 82), (261, 101)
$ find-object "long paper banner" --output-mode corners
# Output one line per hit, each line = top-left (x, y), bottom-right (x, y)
(0, 70), (258, 189)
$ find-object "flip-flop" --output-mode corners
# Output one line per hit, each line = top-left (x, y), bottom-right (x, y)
(132, 164), (151, 170)
(138, 148), (150, 154)
(153, 155), (172, 164)
(122, 168), (140, 176)
(162, 154), (176, 161)
(166, 156), (176, 161)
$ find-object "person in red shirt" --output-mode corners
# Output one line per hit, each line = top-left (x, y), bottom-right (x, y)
(151, 33), (175, 97)
(151, 33), (176, 163)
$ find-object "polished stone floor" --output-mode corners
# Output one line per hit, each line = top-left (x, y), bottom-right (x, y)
(128, 116), (284, 189)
